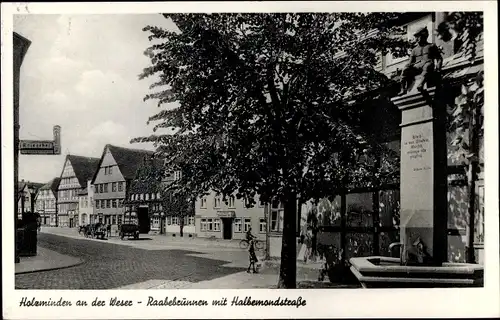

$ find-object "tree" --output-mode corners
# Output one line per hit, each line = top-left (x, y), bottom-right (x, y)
(133, 13), (411, 288)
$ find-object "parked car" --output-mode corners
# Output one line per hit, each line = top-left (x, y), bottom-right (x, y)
(119, 223), (140, 240)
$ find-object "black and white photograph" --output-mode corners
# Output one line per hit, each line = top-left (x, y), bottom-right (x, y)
(2, 1), (499, 319)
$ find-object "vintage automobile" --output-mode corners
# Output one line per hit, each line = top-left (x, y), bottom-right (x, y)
(119, 223), (140, 240)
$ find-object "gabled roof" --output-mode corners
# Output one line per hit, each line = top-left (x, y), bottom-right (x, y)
(78, 187), (88, 196)
(63, 155), (100, 188)
(91, 144), (155, 184)
(127, 157), (166, 195)
(39, 177), (61, 196)
(18, 181), (44, 199)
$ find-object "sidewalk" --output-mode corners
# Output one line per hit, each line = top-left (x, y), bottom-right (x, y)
(15, 246), (83, 275)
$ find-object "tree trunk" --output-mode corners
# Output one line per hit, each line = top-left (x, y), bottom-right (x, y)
(277, 191), (297, 288)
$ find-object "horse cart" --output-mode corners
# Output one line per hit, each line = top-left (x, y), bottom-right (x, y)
(83, 223), (107, 240)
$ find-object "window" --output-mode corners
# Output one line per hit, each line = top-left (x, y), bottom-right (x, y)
(244, 198), (253, 208)
(112, 182), (117, 192)
(112, 215), (117, 224)
(104, 184), (108, 193)
(112, 200), (117, 208)
(214, 219), (221, 231)
(104, 167), (108, 175)
(259, 218), (267, 233)
(188, 216), (195, 226)
(234, 218), (242, 232)
(145, 193), (149, 201)
(118, 182), (124, 192)
(109, 166), (113, 174)
(200, 197), (207, 209)
(227, 195), (235, 208)
(96, 200), (100, 209)
(90, 197), (93, 207)
(118, 200), (123, 208)
(99, 184), (104, 193)
(106, 200), (111, 208)
(156, 192), (161, 199)
(174, 170), (182, 180)
(271, 199), (283, 209)
(200, 218), (207, 231)
(167, 216), (172, 225)
(214, 196), (221, 208)
(172, 216), (179, 225)
(151, 193), (156, 200)
(270, 210), (284, 232)
(118, 215), (122, 225)
(244, 218), (251, 232)
(140, 194), (144, 201)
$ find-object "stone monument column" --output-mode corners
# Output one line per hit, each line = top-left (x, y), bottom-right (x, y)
(391, 87), (448, 266)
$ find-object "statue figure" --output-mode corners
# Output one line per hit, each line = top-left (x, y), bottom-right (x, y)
(399, 27), (443, 95)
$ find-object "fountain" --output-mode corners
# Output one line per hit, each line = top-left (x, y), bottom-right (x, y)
(349, 29), (484, 287)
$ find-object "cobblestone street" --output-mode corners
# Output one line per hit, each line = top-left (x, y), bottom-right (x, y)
(15, 233), (248, 289)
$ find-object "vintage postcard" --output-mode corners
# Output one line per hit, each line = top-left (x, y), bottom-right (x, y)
(2, 1), (498, 319)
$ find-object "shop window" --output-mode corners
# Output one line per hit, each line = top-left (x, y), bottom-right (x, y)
(234, 218), (242, 232)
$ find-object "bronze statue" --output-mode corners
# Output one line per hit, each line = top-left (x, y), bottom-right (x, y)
(399, 27), (443, 95)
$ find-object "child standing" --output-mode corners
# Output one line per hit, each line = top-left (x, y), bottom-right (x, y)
(247, 239), (258, 273)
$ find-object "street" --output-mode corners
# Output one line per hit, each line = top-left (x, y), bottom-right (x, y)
(15, 231), (253, 289)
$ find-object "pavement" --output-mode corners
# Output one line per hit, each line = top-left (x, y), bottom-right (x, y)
(15, 246), (83, 275)
(15, 232), (266, 289)
(16, 227), (339, 289)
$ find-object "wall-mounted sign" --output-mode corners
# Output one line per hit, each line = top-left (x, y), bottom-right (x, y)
(19, 125), (61, 155)
(217, 211), (236, 218)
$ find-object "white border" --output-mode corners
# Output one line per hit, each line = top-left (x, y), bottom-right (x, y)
(2, 2), (499, 319)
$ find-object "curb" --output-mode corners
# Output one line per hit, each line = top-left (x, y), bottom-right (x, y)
(15, 259), (84, 275)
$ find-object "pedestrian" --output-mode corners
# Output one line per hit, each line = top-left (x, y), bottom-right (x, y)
(304, 227), (312, 263)
(247, 239), (258, 273)
(311, 225), (318, 262)
(107, 224), (111, 238)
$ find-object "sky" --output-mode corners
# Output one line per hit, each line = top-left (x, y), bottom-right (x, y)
(14, 14), (178, 183)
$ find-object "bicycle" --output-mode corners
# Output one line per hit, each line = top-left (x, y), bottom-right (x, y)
(239, 238), (263, 250)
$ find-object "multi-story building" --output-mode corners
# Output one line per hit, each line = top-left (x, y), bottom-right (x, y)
(77, 179), (94, 226)
(17, 180), (44, 219)
(35, 178), (60, 226)
(124, 158), (195, 236)
(57, 155), (100, 228)
(195, 192), (267, 241)
(91, 144), (155, 233)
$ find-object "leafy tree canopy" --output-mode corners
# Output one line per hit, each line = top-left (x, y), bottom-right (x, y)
(132, 13), (410, 206)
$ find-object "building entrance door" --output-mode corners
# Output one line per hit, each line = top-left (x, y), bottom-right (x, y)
(222, 218), (233, 240)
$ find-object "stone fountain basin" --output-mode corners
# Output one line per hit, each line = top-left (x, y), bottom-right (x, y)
(349, 256), (484, 288)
